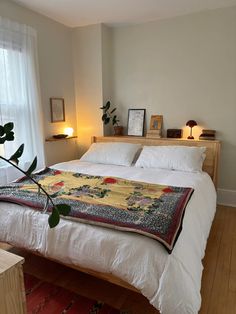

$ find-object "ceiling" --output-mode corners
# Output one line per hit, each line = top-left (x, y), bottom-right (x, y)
(13, 0), (236, 27)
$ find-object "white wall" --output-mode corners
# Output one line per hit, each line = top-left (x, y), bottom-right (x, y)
(101, 24), (113, 136)
(72, 24), (103, 155)
(0, 0), (77, 166)
(110, 7), (236, 191)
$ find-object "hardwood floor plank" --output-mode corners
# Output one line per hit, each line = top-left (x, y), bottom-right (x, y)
(226, 291), (236, 314)
(207, 207), (234, 314)
(199, 205), (226, 314)
(229, 222), (236, 292)
(226, 208), (236, 314)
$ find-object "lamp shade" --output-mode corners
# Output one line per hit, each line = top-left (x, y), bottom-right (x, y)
(186, 120), (197, 128)
(186, 120), (197, 139)
(64, 127), (74, 136)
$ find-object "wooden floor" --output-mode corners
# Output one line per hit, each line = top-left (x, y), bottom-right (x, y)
(199, 205), (236, 314)
(1, 205), (236, 314)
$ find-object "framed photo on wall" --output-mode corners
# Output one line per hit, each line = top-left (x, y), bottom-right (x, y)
(127, 109), (145, 136)
(150, 115), (163, 130)
(50, 98), (65, 122)
(146, 115), (163, 138)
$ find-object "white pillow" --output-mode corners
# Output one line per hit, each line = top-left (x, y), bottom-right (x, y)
(135, 145), (206, 172)
(80, 142), (142, 166)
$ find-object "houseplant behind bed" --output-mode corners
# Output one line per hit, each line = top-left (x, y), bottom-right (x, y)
(100, 101), (123, 136)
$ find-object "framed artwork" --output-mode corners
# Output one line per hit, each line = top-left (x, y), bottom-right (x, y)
(127, 109), (145, 136)
(50, 98), (65, 123)
(150, 115), (163, 130)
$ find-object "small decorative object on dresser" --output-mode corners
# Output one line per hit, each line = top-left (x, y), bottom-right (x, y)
(50, 98), (65, 122)
(52, 134), (68, 139)
(127, 109), (146, 136)
(146, 115), (163, 138)
(100, 101), (123, 136)
(186, 120), (197, 139)
(199, 129), (216, 140)
(167, 129), (182, 138)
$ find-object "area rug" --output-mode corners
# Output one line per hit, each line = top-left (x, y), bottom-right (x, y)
(24, 273), (121, 314)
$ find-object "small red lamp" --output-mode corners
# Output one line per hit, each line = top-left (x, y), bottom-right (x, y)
(186, 120), (197, 139)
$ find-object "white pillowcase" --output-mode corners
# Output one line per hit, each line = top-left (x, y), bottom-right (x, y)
(135, 145), (206, 172)
(80, 142), (142, 166)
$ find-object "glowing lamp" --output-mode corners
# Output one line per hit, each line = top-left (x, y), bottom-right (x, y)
(186, 120), (197, 139)
(64, 127), (74, 137)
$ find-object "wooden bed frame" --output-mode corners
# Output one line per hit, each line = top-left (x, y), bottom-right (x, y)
(42, 136), (220, 293)
(4, 136), (221, 309)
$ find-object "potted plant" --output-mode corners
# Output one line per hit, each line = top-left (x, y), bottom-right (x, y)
(100, 101), (123, 136)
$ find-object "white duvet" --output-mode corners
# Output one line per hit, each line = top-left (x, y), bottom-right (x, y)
(0, 161), (216, 314)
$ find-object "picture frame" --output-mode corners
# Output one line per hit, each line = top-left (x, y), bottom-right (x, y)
(150, 115), (163, 130)
(127, 109), (145, 136)
(50, 98), (65, 123)
(146, 115), (163, 138)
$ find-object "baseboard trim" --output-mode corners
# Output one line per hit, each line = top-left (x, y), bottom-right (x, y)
(217, 189), (236, 208)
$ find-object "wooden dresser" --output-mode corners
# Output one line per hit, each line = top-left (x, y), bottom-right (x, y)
(0, 249), (26, 314)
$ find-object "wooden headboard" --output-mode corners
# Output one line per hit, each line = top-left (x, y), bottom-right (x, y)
(92, 136), (220, 188)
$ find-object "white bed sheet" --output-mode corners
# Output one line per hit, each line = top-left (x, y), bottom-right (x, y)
(0, 160), (216, 314)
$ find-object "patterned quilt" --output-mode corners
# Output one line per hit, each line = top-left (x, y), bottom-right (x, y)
(0, 168), (194, 253)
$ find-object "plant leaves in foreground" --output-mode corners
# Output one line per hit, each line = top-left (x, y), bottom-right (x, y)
(0, 126), (4, 137)
(48, 207), (60, 228)
(26, 156), (37, 176)
(9, 144), (24, 164)
(56, 204), (71, 216)
(5, 131), (14, 141)
(4, 122), (14, 133)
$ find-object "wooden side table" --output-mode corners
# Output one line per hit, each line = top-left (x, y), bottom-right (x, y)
(0, 249), (26, 314)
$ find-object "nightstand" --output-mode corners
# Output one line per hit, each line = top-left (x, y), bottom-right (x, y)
(0, 249), (26, 314)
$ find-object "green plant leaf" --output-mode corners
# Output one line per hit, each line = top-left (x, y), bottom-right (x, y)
(110, 108), (117, 114)
(48, 207), (60, 228)
(0, 126), (4, 137)
(102, 113), (108, 121)
(105, 101), (110, 112)
(56, 204), (70, 216)
(9, 144), (24, 164)
(26, 156), (37, 176)
(0, 136), (6, 144)
(104, 117), (110, 125)
(100, 106), (106, 110)
(112, 115), (117, 124)
(50, 191), (60, 198)
(5, 131), (14, 141)
(4, 122), (14, 133)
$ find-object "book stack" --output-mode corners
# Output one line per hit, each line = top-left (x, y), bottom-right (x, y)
(146, 129), (162, 138)
(199, 129), (216, 140)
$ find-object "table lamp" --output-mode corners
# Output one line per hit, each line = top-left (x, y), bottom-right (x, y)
(186, 120), (197, 139)
(64, 127), (74, 137)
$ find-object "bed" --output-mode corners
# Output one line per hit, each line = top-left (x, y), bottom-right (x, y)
(0, 136), (220, 314)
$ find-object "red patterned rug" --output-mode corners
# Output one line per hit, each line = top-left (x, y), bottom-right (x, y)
(24, 273), (121, 314)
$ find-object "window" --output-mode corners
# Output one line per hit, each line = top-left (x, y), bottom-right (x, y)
(0, 17), (45, 183)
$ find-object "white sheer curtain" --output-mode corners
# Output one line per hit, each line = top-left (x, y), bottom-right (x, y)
(0, 17), (45, 184)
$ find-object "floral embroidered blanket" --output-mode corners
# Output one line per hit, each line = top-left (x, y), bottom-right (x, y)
(0, 168), (194, 253)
